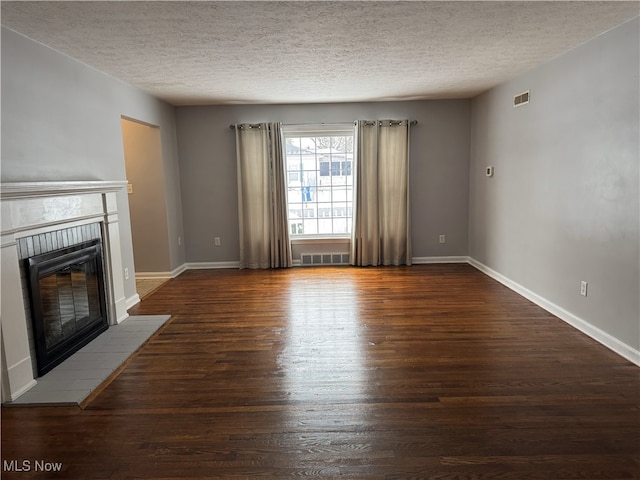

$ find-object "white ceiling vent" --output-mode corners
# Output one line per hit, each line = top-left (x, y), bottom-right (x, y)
(514, 90), (530, 107)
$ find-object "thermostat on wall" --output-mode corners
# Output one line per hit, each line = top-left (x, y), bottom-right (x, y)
(485, 166), (494, 177)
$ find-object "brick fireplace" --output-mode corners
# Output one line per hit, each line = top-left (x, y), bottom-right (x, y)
(1, 181), (129, 402)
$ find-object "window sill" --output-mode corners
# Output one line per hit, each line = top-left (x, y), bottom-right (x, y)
(290, 237), (351, 245)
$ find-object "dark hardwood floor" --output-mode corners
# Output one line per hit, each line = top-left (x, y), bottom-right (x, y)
(2, 264), (639, 479)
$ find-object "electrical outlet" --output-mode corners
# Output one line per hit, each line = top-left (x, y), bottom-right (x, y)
(439, 235), (446, 244)
(214, 237), (221, 246)
(580, 281), (588, 297)
(127, 183), (133, 194)
(178, 236), (182, 246)
(124, 268), (129, 280)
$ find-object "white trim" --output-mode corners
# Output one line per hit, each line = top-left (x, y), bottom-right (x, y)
(1, 180), (127, 199)
(468, 257), (640, 367)
(125, 294), (140, 311)
(136, 263), (188, 280)
(171, 264), (188, 277)
(9, 379), (38, 402)
(171, 263), (187, 278)
(185, 261), (240, 270)
(291, 237), (350, 245)
(412, 256), (469, 264)
(115, 298), (130, 324)
(135, 272), (173, 280)
(4, 356), (37, 402)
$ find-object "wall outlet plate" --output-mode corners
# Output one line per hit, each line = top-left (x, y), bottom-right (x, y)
(485, 166), (494, 177)
(580, 281), (588, 297)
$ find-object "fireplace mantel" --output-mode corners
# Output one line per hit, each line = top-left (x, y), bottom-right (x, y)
(1, 181), (128, 402)
(1, 181), (126, 199)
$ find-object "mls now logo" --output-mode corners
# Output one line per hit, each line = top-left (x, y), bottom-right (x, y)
(3, 459), (63, 472)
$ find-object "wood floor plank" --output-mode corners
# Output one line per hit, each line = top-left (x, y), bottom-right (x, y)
(2, 264), (639, 479)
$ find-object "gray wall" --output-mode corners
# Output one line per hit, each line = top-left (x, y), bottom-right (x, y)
(1, 27), (186, 300)
(468, 18), (640, 351)
(176, 101), (471, 263)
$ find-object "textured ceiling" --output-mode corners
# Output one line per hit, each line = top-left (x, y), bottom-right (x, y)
(2, 1), (638, 105)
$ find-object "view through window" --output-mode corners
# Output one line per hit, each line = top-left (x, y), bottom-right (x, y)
(284, 126), (355, 236)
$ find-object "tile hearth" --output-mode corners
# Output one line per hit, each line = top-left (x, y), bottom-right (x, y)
(8, 315), (171, 406)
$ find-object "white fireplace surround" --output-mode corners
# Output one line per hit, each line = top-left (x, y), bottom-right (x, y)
(1, 181), (128, 402)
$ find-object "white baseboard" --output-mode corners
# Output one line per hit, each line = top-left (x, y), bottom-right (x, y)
(6, 357), (38, 401)
(185, 261), (240, 270)
(413, 256), (469, 264)
(136, 264), (187, 280)
(10, 378), (38, 402)
(135, 272), (172, 279)
(125, 294), (140, 311)
(171, 263), (188, 277)
(115, 296), (130, 324)
(468, 257), (640, 367)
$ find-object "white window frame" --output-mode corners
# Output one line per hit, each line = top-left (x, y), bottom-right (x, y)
(282, 123), (356, 240)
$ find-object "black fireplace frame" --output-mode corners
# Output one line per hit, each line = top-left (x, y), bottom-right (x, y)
(26, 239), (108, 376)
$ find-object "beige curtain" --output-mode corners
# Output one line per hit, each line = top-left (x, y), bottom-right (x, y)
(235, 122), (292, 269)
(351, 120), (411, 266)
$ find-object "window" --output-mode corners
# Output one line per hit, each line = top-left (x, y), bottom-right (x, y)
(283, 124), (355, 237)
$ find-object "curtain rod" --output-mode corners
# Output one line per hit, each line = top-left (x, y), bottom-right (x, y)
(229, 123), (265, 130)
(229, 120), (417, 130)
(360, 120), (418, 127)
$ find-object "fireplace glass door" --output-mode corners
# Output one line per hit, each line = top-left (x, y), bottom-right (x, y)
(27, 240), (108, 376)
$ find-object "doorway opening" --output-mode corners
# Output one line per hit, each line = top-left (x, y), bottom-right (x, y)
(121, 117), (171, 295)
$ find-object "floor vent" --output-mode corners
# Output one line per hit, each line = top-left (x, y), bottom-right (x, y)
(301, 253), (350, 266)
(514, 90), (530, 107)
